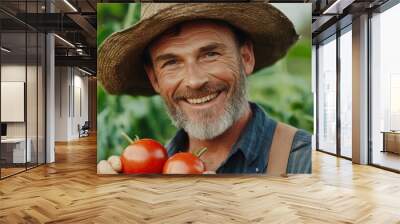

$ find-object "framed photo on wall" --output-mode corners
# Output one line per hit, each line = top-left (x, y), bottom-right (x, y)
(97, 2), (313, 175)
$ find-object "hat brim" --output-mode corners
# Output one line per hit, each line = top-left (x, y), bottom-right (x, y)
(98, 3), (298, 96)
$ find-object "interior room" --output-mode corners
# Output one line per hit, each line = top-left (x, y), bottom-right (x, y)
(0, 0), (399, 223)
(1, 5), (46, 177)
(0, 0), (97, 179)
(314, 0), (400, 172)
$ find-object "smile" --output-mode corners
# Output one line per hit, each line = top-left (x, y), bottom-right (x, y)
(186, 92), (219, 105)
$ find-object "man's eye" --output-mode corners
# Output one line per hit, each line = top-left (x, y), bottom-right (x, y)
(162, 59), (177, 68)
(205, 51), (219, 57)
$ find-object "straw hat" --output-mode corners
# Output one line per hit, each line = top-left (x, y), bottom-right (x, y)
(98, 3), (298, 96)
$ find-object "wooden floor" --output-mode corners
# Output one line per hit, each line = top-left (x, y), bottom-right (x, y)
(1, 163), (44, 178)
(1, 167), (26, 178)
(0, 135), (400, 223)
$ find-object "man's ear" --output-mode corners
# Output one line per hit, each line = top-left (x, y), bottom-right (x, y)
(239, 40), (255, 76)
(144, 64), (160, 93)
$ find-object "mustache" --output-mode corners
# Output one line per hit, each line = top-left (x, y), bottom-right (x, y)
(173, 83), (229, 101)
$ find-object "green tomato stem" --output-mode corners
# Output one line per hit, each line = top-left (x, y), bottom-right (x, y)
(121, 131), (134, 144)
(134, 135), (140, 141)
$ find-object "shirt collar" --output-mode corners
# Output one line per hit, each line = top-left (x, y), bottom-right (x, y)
(166, 128), (188, 156)
(166, 102), (276, 166)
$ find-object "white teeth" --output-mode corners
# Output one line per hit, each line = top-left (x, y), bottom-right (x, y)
(186, 92), (218, 105)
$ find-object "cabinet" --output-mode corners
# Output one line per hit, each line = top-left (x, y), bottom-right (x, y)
(382, 132), (400, 154)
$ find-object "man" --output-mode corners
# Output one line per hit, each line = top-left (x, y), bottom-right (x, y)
(98, 3), (311, 175)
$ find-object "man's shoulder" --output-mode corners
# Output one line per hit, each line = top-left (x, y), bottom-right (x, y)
(287, 128), (312, 173)
(291, 129), (312, 152)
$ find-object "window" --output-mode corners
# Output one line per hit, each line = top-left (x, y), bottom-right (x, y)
(370, 2), (400, 171)
(317, 35), (337, 154)
(339, 28), (352, 158)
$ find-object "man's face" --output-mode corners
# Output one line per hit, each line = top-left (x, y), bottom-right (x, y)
(145, 21), (255, 140)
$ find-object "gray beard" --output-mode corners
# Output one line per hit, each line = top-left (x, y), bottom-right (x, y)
(163, 69), (248, 140)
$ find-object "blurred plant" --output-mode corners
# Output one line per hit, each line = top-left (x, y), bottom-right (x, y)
(97, 3), (313, 162)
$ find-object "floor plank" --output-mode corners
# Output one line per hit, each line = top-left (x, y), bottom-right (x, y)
(0, 135), (399, 223)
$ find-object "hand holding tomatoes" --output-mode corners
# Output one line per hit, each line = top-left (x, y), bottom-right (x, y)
(97, 133), (212, 175)
(97, 160), (118, 174)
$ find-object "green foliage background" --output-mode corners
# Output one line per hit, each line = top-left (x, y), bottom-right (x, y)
(97, 3), (313, 162)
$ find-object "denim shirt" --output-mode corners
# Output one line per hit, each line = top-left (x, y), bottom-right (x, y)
(166, 102), (311, 174)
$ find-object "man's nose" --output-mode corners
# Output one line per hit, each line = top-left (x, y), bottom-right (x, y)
(183, 62), (209, 90)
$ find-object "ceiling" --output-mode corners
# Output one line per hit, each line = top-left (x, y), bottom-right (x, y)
(311, 0), (391, 42)
(0, 0), (97, 74)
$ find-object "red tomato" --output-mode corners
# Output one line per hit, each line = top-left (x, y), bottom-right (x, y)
(163, 152), (205, 174)
(121, 139), (168, 174)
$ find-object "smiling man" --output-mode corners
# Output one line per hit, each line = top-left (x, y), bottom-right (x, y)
(98, 3), (311, 175)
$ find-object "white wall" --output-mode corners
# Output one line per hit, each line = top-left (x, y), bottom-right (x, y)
(54, 67), (89, 141)
(1, 64), (25, 81)
(1, 63), (46, 164)
(1, 82), (25, 122)
(55, 66), (69, 141)
(72, 73), (89, 138)
(1, 65), (26, 139)
(1, 65), (37, 138)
